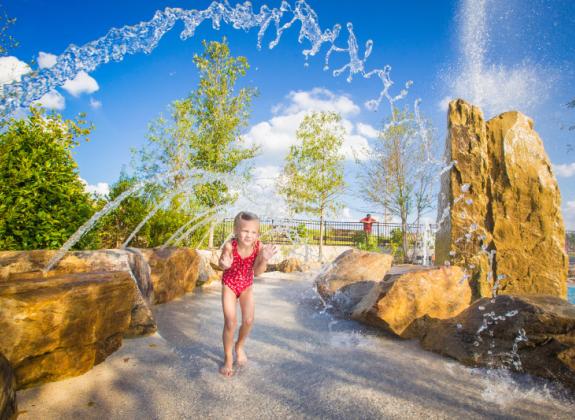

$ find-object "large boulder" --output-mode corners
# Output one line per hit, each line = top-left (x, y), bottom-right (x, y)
(0, 271), (135, 389)
(140, 247), (200, 303)
(352, 266), (471, 338)
(0, 352), (16, 420)
(314, 249), (393, 300)
(436, 99), (568, 299)
(0, 249), (157, 338)
(419, 295), (575, 390)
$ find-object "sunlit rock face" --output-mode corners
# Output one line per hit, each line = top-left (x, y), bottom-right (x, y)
(0, 271), (135, 389)
(139, 247), (200, 304)
(0, 352), (17, 420)
(314, 249), (393, 300)
(267, 258), (306, 273)
(419, 295), (575, 390)
(0, 249), (157, 337)
(436, 99), (568, 299)
(351, 266), (471, 338)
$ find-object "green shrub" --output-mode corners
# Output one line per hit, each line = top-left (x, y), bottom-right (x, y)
(0, 107), (97, 250)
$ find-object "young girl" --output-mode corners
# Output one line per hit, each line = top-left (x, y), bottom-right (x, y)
(218, 211), (277, 376)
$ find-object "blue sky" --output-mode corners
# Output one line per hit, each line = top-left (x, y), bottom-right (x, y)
(2, 0), (575, 228)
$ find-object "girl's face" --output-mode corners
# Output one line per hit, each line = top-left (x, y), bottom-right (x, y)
(235, 219), (260, 247)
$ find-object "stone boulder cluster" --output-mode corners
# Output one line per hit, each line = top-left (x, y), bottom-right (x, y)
(314, 99), (574, 392)
(0, 246), (220, 416)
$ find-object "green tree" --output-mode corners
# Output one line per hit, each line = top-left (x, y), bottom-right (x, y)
(0, 7), (18, 55)
(358, 108), (435, 261)
(96, 174), (152, 248)
(0, 107), (96, 250)
(277, 111), (346, 261)
(135, 38), (258, 247)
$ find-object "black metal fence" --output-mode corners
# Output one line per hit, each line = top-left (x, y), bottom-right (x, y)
(215, 218), (436, 248)
(567, 230), (575, 254)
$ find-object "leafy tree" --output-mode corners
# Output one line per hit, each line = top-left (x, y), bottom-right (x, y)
(0, 7), (18, 56)
(96, 174), (151, 248)
(0, 107), (96, 250)
(277, 111), (346, 261)
(135, 38), (258, 247)
(358, 108), (435, 261)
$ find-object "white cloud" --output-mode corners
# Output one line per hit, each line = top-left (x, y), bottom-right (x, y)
(275, 87), (360, 116)
(0, 56), (31, 87)
(356, 122), (379, 138)
(34, 90), (65, 110)
(90, 97), (102, 110)
(62, 71), (99, 97)
(245, 88), (372, 162)
(342, 133), (370, 161)
(38, 52), (58, 69)
(553, 162), (575, 178)
(80, 178), (110, 196)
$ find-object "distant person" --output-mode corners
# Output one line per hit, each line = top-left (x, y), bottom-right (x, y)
(218, 211), (277, 377)
(360, 213), (377, 236)
(360, 213), (377, 244)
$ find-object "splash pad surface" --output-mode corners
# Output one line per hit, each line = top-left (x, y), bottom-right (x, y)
(17, 273), (575, 419)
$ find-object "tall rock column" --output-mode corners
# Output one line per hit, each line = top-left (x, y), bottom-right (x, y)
(436, 99), (568, 299)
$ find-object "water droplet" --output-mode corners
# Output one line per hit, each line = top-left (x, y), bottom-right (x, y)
(478, 306), (485, 311)
(461, 183), (471, 192)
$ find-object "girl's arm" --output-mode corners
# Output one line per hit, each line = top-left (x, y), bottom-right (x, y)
(253, 243), (278, 276)
(219, 241), (233, 270)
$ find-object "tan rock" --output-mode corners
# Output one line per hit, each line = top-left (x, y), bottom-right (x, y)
(352, 266), (471, 338)
(140, 247), (200, 304)
(267, 258), (306, 273)
(419, 295), (575, 390)
(0, 249), (157, 338)
(436, 99), (568, 299)
(314, 249), (393, 300)
(0, 352), (16, 420)
(196, 250), (221, 287)
(0, 271), (135, 389)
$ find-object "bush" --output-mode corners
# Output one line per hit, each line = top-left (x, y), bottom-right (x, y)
(0, 107), (97, 250)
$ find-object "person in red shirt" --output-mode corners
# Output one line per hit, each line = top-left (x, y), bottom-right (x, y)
(360, 213), (377, 242)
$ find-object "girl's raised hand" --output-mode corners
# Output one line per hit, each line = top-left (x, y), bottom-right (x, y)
(219, 252), (233, 270)
(262, 244), (278, 260)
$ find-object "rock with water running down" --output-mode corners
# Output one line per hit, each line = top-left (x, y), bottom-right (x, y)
(266, 258), (306, 273)
(0, 249), (157, 337)
(196, 250), (221, 287)
(351, 265), (471, 338)
(419, 295), (575, 390)
(139, 247), (200, 303)
(436, 99), (568, 299)
(0, 352), (16, 420)
(331, 280), (377, 316)
(0, 271), (135, 389)
(314, 249), (393, 300)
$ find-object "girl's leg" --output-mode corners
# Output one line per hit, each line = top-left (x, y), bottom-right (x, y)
(235, 286), (254, 365)
(220, 284), (237, 376)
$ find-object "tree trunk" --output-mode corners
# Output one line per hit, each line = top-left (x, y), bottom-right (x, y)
(319, 210), (324, 263)
(401, 213), (408, 263)
(208, 221), (215, 249)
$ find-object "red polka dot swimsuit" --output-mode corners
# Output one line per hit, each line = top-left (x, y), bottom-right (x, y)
(222, 239), (260, 297)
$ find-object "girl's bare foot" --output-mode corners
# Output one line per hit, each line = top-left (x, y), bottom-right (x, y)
(235, 343), (248, 366)
(219, 357), (234, 377)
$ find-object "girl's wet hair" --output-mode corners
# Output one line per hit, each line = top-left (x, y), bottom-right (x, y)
(233, 211), (260, 230)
